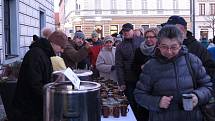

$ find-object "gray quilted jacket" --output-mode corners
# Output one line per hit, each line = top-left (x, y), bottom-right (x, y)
(134, 49), (213, 121)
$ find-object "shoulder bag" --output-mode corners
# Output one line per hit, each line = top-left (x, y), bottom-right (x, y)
(185, 54), (215, 121)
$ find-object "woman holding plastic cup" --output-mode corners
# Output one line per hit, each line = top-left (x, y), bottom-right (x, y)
(134, 25), (213, 121)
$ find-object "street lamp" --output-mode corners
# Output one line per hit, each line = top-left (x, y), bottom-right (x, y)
(190, 0), (195, 36)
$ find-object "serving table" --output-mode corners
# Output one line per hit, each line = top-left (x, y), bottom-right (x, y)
(101, 105), (136, 121)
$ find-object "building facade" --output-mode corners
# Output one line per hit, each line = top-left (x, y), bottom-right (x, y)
(195, 0), (215, 40)
(59, 0), (191, 38)
(0, 0), (55, 65)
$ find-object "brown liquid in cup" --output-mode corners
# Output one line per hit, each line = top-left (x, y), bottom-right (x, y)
(102, 106), (110, 118)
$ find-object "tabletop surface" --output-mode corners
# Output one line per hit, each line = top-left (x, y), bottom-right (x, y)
(101, 105), (137, 121)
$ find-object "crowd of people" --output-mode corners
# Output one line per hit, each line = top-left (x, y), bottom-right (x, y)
(9, 15), (215, 121)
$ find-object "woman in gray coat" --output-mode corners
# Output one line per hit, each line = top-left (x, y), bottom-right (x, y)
(96, 35), (117, 81)
(134, 25), (213, 121)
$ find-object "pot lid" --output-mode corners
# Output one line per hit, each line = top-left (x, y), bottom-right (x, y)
(73, 69), (93, 76)
(45, 81), (101, 94)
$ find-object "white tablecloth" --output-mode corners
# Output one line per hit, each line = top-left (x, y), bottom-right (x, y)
(101, 105), (137, 121)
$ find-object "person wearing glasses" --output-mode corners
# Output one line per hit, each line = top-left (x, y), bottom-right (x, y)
(134, 25), (212, 121)
(133, 27), (159, 121)
(163, 16), (215, 91)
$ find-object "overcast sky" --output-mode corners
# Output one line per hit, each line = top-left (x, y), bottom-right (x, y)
(54, 0), (60, 12)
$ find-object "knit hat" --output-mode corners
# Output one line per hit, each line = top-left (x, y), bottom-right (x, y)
(74, 31), (85, 40)
(122, 23), (133, 31)
(104, 35), (114, 43)
(48, 31), (68, 49)
(91, 31), (99, 37)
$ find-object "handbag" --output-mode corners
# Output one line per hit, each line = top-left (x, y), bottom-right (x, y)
(185, 54), (215, 121)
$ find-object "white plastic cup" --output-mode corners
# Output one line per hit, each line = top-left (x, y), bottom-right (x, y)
(182, 94), (193, 111)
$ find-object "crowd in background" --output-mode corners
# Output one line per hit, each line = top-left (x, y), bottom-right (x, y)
(9, 15), (215, 121)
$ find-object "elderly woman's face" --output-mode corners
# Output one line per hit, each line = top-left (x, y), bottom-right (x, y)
(158, 38), (181, 59)
(145, 32), (157, 46)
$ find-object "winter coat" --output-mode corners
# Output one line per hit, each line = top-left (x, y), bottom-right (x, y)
(133, 41), (155, 78)
(62, 41), (89, 69)
(89, 41), (103, 67)
(96, 47), (117, 81)
(184, 32), (215, 78)
(115, 36), (143, 85)
(12, 38), (55, 121)
(134, 48), (213, 121)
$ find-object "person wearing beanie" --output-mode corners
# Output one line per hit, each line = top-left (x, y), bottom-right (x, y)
(11, 30), (68, 121)
(96, 35), (117, 82)
(89, 31), (103, 78)
(62, 30), (91, 70)
(164, 15), (215, 93)
(113, 35), (122, 47)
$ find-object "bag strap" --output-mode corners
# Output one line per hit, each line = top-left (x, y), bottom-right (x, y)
(185, 54), (197, 89)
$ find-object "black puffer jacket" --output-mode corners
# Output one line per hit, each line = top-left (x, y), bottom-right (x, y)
(134, 48), (213, 121)
(115, 36), (143, 85)
(12, 38), (55, 121)
(184, 32), (215, 78)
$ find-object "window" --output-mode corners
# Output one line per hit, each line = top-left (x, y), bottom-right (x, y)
(157, 0), (163, 14)
(210, 3), (215, 15)
(200, 31), (208, 39)
(83, 0), (88, 9)
(141, 25), (149, 30)
(4, 0), (19, 59)
(173, 0), (179, 13)
(111, 0), (117, 14)
(199, 3), (205, 15)
(141, 0), (148, 14)
(75, 0), (80, 15)
(126, 0), (133, 14)
(95, 25), (103, 38)
(75, 26), (82, 32)
(39, 10), (45, 36)
(110, 25), (118, 35)
(95, 0), (102, 14)
(156, 25), (162, 29)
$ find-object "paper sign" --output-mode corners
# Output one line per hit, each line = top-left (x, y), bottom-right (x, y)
(63, 68), (80, 89)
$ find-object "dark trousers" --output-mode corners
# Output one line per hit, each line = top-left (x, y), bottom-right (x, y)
(125, 82), (149, 121)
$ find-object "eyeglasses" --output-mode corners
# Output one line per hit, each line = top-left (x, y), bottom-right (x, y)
(158, 44), (181, 51)
(145, 36), (156, 39)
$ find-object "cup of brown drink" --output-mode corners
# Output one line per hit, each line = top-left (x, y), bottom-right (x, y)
(112, 105), (120, 118)
(120, 104), (129, 116)
(102, 105), (110, 118)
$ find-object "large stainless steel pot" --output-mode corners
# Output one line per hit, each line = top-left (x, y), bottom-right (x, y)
(44, 81), (101, 121)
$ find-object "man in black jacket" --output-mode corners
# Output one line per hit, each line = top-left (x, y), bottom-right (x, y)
(164, 15), (215, 91)
(116, 23), (144, 121)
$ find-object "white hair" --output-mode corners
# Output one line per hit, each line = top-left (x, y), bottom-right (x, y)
(41, 27), (55, 39)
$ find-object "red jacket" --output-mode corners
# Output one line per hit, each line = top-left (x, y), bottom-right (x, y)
(89, 45), (103, 67)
